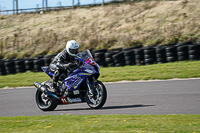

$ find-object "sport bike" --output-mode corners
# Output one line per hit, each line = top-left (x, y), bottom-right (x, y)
(34, 50), (107, 111)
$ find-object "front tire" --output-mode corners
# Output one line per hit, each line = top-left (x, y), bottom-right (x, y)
(35, 89), (58, 111)
(86, 80), (107, 109)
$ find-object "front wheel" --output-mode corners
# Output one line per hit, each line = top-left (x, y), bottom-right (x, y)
(86, 80), (107, 109)
(35, 89), (58, 111)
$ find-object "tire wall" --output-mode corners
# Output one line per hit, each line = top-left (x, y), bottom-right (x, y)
(0, 55), (55, 75)
(0, 41), (200, 75)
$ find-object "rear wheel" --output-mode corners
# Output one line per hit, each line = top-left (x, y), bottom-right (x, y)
(86, 80), (107, 109)
(35, 89), (57, 111)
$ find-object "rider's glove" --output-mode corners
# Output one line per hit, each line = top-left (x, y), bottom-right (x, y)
(67, 62), (78, 72)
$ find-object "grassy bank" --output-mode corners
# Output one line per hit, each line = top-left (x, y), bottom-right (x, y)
(0, 0), (200, 58)
(0, 60), (200, 88)
(0, 114), (200, 133)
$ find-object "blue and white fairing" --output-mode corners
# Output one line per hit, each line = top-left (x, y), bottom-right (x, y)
(63, 50), (100, 91)
(42, 67), (54, 78)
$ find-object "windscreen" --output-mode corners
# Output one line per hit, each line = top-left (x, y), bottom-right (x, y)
(77, 50), (93, 61)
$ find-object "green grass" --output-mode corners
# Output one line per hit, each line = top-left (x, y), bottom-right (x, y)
(0, 114), (200, 133)
(1, 60), (200, 88)
(100, 60), (200, 82)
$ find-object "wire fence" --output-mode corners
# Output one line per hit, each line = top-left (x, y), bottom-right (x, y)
(0, 0), (121, 15)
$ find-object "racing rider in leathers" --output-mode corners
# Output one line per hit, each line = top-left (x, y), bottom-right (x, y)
(49, 40), (79, 94)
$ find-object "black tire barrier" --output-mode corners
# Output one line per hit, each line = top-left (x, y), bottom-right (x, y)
(189, 55), (199, 60)
(94, 52), (105, 59)
(188, 44), (200, 60)
(15, 59), (26, 73)
(166, 52), (177, 57)
(124, 50), (135, 65)
(188, 44), (200, 50)
(105, 51), (118, 67)
(144, 47), (156, 65)
(178, 51), (187, 56)
(156, 46), (166, 63)
(105, 58), (113, 63)
(178, 56), (188, 61)
(167, 57), (177, 62)
(165, 46), (177, 53)
(92, 49), (107, 57)
(177, 45), (188, 52)
(94, 52), (107, 67)
(4, 59), (16, 75)
(157, 58), (166, 63)
(105, 51), (118, 58)
(176, 45), (189, 61)
(144, 58), (155, 65)
(134, 48), (144, 65)
(44, 58), (52, 66)
(165, 46), (177, 62)
(25, 58), (34, 71)
(2, 40), (200, 76)
(176, 40), (193, 46)
(33, 58), (44, 72)
(188, 50), (197, 55)
(43, 55), (55, 66)
(0, 60), (6, 75)
(112, 52), (125, 67)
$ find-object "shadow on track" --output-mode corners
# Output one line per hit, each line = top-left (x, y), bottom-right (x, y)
(102, 104), (155, 109)
(55, 104), (155, 112)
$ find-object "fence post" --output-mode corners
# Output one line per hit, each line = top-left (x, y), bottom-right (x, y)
(102, 0), (104, 6)
(13, 0), (15, 14)
(42, 0), (45, 11)
(45, 0), (48, 10)
(72, 0), (74, 9)
(16, 0), (18, 14)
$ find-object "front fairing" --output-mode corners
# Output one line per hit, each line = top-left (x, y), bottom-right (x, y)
(64, 50), (100, 91)
(42, 66), (54, 78)
(64, 62), (99, 91)
(77, 50), (100, 73)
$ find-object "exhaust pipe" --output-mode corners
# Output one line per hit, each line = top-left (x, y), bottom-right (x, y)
(34, 81), (59, 99)
(34, 81), (46, 92)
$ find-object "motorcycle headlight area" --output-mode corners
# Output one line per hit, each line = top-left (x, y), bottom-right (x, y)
(84, 69), (94, 74)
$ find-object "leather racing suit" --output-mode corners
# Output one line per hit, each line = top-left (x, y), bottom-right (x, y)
(49, 49), (78, 91)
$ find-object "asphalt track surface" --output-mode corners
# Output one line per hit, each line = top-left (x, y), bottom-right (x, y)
(0, 79), (200, 116)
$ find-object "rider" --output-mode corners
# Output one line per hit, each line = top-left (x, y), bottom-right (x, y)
(49, 40), (79, 93)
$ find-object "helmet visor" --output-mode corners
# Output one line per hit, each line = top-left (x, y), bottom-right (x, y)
(69, 48), (79, 55)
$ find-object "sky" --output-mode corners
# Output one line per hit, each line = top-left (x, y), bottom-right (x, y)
(0, 0), (111, 11)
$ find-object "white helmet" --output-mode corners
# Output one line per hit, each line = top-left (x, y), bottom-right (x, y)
(66, 40), (79, 57)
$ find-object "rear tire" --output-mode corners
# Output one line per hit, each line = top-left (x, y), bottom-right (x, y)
(35, 89), (57, 111)
(86, 81), (107, 109)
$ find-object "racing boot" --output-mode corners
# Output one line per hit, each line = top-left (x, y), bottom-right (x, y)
(52, 69), (62, 95)
(52, 81), (61, 96)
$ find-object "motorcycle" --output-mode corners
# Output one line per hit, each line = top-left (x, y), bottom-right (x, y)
(34, 50), (107, 111)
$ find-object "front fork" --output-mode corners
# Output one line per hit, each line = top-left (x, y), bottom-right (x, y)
(86, 77), (97, 97)
(86, 78), (93, 96)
